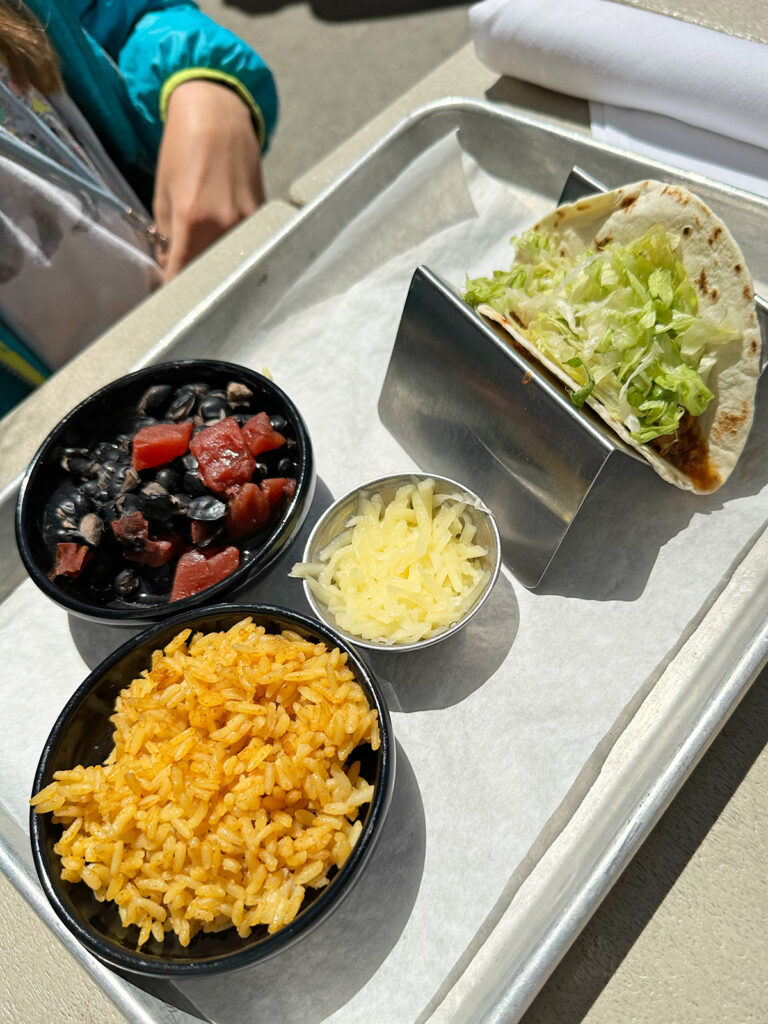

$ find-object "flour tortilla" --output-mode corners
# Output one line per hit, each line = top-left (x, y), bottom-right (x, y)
(478, 180), (761, 493)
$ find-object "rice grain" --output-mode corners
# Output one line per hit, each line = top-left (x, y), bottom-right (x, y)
(31, 618), (379, 947)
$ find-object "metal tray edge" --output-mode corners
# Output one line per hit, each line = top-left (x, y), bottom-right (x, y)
(427, 521), (768, 1024)
(0, 803), (171, 1024)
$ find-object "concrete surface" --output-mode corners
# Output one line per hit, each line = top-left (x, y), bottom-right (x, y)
(287, 45), (591, 207)
(0, 869), (126, 1024)
(623, 0), (768, 43)
(522, 665), (768, 1024)
(198, 0), (473, 201)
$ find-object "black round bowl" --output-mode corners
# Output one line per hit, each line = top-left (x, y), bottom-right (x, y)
(16, 360), (315, 625)
(30, 604), (395, 977)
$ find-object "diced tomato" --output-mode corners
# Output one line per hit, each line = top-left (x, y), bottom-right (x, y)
(241, 412), (285, 457)
(170, 546), (241, 601)
(170, 551), (208, 602)
(125, 535), (181, 567)
(132, 421), (193, 471)
(111, 511), (149, 547)
(189, 417), (255, 495)
(226, 482), (270, 540)
(260, 477), (289, 512)
(206, 546), (240, 584)
(263, 476), (296, 506)
(48, 542), (92, 580)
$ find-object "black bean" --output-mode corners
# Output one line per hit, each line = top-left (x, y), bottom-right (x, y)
(54, 497), (77, 521)
(60, 445), (88, 459)
(130, 415), (158, 432)
(199, 393), (230, 421)
(69, 456), (97, 479)
(171, 492), (194, 515)
(155, 467), (180, 491)
(59, 447), (89, 473)
(79, 481), (109, 509)
(253, 461), (269, 479)
(137, 384), (173, 418)
(138, 484), (175, 523)
(108, 464), (139, 499)
(226, 382), (253, 407)
(121, 467), (141, 493)
(188, 495), (227, 521)
(184, 470), (209, 496)
(73, 492), (95, 517)
(167, 386), (200, 420)
(270, 414), (288, 433)
(46, 524), (81, 545)
(277, 457), (294, 476)
(79, 513), (104, 547)
(181, 452), (198, 471)
(95, 443), (126, 465)
(80, 477), (100, 497)
(141, 482), (168, 497)
(284, 438), (297, 452)
(114, 569), (140, 598)
(96, 464), (115, 491)
(106, 473), (122, 501)
(101, 498), (124, 522)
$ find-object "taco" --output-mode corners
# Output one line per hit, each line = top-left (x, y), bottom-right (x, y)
(465, 180), (761, 493)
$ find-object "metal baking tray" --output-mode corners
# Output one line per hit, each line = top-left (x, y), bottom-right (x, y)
(2, 99), (768, 1024)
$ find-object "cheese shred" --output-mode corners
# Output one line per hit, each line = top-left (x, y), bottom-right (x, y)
(291, 479), (491, 645)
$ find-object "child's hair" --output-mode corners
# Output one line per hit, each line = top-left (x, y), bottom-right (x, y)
(0, 1), (62, 93)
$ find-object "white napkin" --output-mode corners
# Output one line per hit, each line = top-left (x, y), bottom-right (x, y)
(590, 102), (768, 199)
(469, 0), (768, 150)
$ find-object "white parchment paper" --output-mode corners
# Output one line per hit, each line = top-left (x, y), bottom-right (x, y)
(3, 133), (768, 1024)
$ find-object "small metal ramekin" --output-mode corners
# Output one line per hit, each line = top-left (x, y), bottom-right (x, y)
(298, 472), (501, 653)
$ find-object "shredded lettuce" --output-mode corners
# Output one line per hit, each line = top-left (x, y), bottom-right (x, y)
(563, 356), (595, 407)
(465, 225), (738, 443)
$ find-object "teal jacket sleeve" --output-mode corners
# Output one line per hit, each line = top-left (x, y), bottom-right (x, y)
(73, 1), (278, 155)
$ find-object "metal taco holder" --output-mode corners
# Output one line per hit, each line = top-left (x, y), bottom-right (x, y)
(379, 166), (768, 588)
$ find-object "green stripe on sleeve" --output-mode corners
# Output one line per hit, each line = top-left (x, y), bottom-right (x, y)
(159, 68), (266, 150)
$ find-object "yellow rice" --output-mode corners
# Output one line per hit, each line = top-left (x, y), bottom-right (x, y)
(31, 618), (380, 948)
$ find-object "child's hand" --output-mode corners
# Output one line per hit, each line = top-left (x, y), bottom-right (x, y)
(153, 79), (265, 281)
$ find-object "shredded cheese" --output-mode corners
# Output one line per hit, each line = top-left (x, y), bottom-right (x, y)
(290, 479), (491, 645)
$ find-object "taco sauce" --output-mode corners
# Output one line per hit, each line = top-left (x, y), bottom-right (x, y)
(649, 413), (721, 491)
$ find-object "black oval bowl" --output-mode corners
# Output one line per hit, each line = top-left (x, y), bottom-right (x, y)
(30, 603), (395, 977)
(16, 360), (315, 626)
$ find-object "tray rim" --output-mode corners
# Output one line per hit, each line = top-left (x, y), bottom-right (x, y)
(425, 519), (768, 1023)
(2, 96), (768, 1024)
